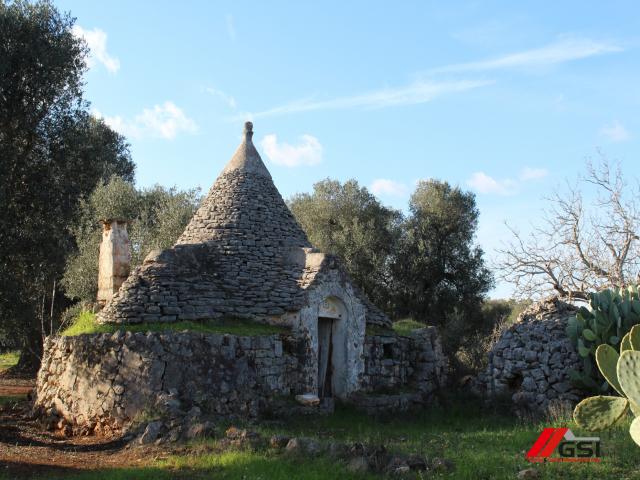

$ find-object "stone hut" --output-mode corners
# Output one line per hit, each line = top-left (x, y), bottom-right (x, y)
(476, 297), (584, 413)
(35, 122), (447, 432)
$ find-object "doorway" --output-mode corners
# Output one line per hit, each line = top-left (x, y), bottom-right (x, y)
(317, 317), (334, 398)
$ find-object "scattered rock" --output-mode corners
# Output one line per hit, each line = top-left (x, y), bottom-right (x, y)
(139, 420), (163, 445)
(517, 468), (540, 480)
(225, 426), (244, 439)
(295, 394), (320, 406)
(392, 465), (410, 475)
(285, 437), (322, 456)
(406, 454), (427, 471)
(431, 457), (454, 473)
(269, 435), (290, 449)
(347, 456), (369, 473)
(327, 441), (349, 459)
(185, 422), (206, 440)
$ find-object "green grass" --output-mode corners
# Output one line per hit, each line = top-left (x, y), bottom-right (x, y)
(0, 394), (26, 406)
(61, 311), (286, 337)
(26, 398), (640, 480)
(392, 318), (425, 336)
(0, 351), (19, 372)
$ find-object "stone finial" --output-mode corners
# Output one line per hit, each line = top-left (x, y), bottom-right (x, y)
(244, 121), (254, 142)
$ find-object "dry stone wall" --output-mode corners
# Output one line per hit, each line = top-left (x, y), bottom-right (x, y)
(476, 298), (584, 412)
(35, 331), (304, 433)
(355, 328), (447, 414)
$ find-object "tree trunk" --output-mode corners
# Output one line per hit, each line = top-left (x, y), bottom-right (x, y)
(14, 329), (43, 376)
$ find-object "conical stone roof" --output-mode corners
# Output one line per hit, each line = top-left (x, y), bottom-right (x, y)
(98, 123), (390, 327)
(177, 122), (311, 248)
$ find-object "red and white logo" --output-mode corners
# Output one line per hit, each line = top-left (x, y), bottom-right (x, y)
(526, 428), (601, 463)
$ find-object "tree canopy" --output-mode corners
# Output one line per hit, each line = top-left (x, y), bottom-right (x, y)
(62, 177), (200, 304)
(0, 0), (134, 369)
(392, 179), (493, 323)
(289, 179), (401, 312)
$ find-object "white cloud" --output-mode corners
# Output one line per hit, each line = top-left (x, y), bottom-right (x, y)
(600, 121), (631, 142)
(205, 87), (237, 109)
(466, 172), (516, 195)
(430, 37), (622, 74)
(467, 167), (548, 195)
(237, 79), (491, 120)
(519, 167), (549, 181)
(226, 14), (236, 41)
(71, 25), (120, 73)
(370, 179), (409, 197)
(95, 102), (197, 140)
(260, 134), (322, 167)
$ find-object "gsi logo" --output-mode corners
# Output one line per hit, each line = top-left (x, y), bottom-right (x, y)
(526, 428), (601, 463)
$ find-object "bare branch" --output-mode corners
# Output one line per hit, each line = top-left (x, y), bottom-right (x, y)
(498, 155), (640, 299)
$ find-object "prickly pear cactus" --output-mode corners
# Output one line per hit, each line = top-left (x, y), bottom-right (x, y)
(574, 396), (628, 430)
(567, 285), (640, 393)
(575, 344), (640, 447)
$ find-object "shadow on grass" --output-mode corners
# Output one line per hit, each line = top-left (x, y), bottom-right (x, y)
(0, 424), (129, 453)
(12, 454), (373, 480)
(0, 464), (201, 480)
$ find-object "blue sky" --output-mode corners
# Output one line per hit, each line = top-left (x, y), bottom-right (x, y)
(56, 0), (640, 298)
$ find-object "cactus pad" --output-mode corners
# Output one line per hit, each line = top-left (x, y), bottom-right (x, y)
(596, 344), (624, 396)
(618, 350), (640, 407)
(621, 332), (633, 352)
(574, 396), (628, 430)
(630, 325), (640, 350)
(630, 417), (640, 447)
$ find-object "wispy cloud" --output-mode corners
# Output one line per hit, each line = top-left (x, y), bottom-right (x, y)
(236, 79), (491, 120)
(226, 14), (236, 41)
(94, 102), (197, 140)
(519, 167), (549, 181)
(71, 25), (120, 73)
(233, 36), (621, 121)
(260, 134), (322, 167)
(467, 167), (549, 195)
(429, 37), (622, 74)
(370, 179), (409, 197)
(600, 121), (631, 142)
(205, 87), (237, 109)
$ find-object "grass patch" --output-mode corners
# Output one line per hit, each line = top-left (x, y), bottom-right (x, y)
(14, 399), (640, 479)
(0, 351), (19, 372)
(392, 318), (425, 336)
(0, 394), (27, 406)
(61, 311), (286, 337)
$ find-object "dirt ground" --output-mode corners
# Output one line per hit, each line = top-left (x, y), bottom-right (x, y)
(0, 374), (156, 479)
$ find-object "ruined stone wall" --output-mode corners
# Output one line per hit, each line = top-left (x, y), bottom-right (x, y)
(35, 332), (304, 433)
(362, 327), (447, 394)
(476, 298), (584, 412)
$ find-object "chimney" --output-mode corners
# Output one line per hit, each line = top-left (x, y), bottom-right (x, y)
(97, 219), (131, 307)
